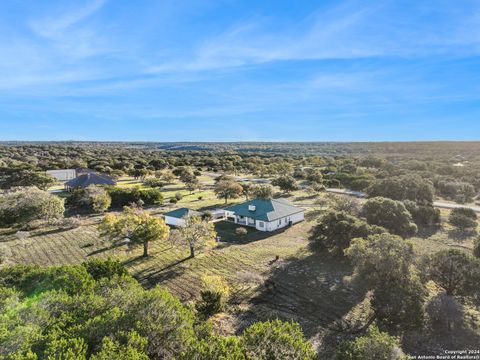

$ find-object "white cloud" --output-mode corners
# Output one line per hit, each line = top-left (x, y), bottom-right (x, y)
(148, 1), (480, 73)
(29, 0), (108, 40)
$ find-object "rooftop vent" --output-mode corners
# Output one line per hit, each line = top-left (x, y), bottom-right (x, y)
(248, 205), (256, 212)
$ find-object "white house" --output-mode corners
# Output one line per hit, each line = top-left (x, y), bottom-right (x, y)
(163, 208), (203, 227)
(224, 198), (304, 232)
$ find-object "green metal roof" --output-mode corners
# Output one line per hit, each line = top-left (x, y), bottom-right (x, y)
(225, 198), (303, 222)
(164, 208), (202, 219)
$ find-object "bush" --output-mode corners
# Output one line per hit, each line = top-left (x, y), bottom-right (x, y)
(0, 187), (64, 228)
(196, 290), (223, 318)
(241, 320), (316, 360)
(250, 184), (274, 199)
(309, 211), (385, 255)
(143, 179), (165, 188)
(138, 188), (163, 205)
(271, 175), (298, 193)
(175, 192), (183, 201)
(367, 176), (434, 205)
(106, 187), (163, 207)
(82, 258), (129, 280)
(403, 201), (440, 227)
(426, 294), (464, 333)
(69, 185), (111, 212)
(196, 275), (230, 318)
(106, 187), (142, 207)
(336, 325), (402, 360)
(362, 197), (417, 237)
(169, 198), (178, 204)
(435, 179), (476, 204)
(235, 227), (248, 236)
(449, 207), (478, 230)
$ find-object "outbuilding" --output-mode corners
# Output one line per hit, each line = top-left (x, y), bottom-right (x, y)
(163, 208), (203, 227)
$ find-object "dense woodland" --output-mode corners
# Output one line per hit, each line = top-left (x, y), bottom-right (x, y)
(1, 142), (480, 204)
(1, 142), (480, 359)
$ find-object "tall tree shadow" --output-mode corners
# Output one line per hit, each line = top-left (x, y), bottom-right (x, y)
(234, 251), (368, 351)
(132, 256), (191, 289)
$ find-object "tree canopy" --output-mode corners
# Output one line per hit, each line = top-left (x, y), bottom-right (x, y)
(309, 211), (385, 255)
(99, 206), (170, 257)
(362, 197), (417, 237)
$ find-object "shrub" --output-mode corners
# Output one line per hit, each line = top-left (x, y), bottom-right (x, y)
(69, 185), (111, 212)
(106, 187), (142, 207)
(250, 184), (274, 199)
(336, 325), (402, 360)
(169, 198), (178, 204)
(426, 294), (464, 333)
(143, 179), (165, 188)
(241, 320), (316, 360)
(449, 207), (478, 230)
(362, 197), (417, 237)
(367, 175), (434, 205)
(106, 187), (163, 207)
(421, 249), (479, 297)
(309, 211), (385, 255)
(346, 233), (426, 330)
(403, 201), (440, 227)
(196, 275), (230, 318)
(82, 258), (129, 280)
(175, 192), (183, 201)
(235, 227), (248, 236)
(0, 187), (64, 227)
(198, 195), (203, 200)
(434, 179), (476, 204)
(271, 175), (298, 193)
(325, 179), (341, 188)
(138, 188), (163, 205)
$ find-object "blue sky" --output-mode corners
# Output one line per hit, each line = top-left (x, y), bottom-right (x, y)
(1, 0), (480, 141)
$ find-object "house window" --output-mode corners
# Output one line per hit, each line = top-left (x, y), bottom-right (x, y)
(259, 221), (264, 227)
(278, 219), (282, 225)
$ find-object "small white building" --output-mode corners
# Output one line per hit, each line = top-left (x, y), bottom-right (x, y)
(224, 198), (304, 232)
(163, 208), (203, 227)
(46, 169), (76, 181)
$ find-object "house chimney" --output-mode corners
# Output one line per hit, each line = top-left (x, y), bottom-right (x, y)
(248, 205), (256, 211)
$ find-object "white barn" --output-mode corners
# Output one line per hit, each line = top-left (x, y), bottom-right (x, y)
(224, 198), (304, 232)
